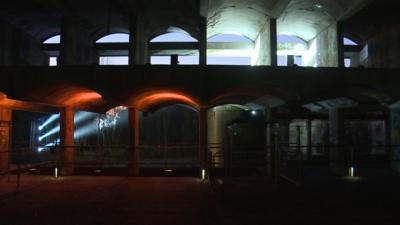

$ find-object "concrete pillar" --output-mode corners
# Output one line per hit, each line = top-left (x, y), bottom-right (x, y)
(130, 15), (149, 65)
(198, 108), (208, 175)
(59, 108), (74, 176)
(269, 18), (278, 66)
(128, 108), (140, 176)
(0, 108), (12, 173)
(199, 16), (207, 65)
(59, 14), (98, 66)
(329, 108), (346, 175)
(306, 119), (312, 158)
(337, 21), (345, 68)
(59, 14), (77, 66)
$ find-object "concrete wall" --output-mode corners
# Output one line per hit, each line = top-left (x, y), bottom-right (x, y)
(364, 24), (400, 68)
(314, 23), (339, 67)
(60, 16), (99, 66)
(254, 19), (271, 66)
(305, 23), (339, 67)
(0, 21), (48, 66)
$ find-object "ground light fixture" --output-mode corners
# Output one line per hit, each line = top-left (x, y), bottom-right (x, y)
(349, 166), (354, 177)
(201, 169), (206, 180)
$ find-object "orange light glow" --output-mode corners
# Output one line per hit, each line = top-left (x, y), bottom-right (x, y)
(63, 92), (102, 106)
(134, 92), (199, 110)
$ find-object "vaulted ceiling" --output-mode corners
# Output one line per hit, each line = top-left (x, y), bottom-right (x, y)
(0, 0), (377, 44)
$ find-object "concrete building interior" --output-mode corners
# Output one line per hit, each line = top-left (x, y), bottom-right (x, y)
(0, 0), (400, 224)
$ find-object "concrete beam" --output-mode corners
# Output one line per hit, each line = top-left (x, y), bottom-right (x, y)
(337, 0), (373, 21)
(271, 0), (291, 18)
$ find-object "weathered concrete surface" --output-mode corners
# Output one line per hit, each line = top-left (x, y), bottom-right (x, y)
(312, 23), (339, 67)
(1, 65), (400, 113)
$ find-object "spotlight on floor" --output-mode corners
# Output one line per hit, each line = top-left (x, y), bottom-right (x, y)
(349, 166), (354, 177)
(201, 169), (206, 180)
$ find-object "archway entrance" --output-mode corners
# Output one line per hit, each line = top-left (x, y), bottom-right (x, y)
(139, 104), (199, 176)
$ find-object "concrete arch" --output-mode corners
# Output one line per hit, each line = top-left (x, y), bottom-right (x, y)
(149, 26), (198, 42)
(27, 84), (116, 113)
(207, 86), (295, 109)
(129, 89), (201, 112)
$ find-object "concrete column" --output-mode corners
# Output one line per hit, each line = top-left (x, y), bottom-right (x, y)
(269, 18), (278, 66)
(337, 21), (345, 68)
(59, 107), (74, 176)
(385, 112), (392, 160)
(59, 14), (98, 66)
(199, 16), (207, 65)
(198, 108), (208, 175)
(329, 108), (346, 175)
(128, 108), (140, 176)
(130, 15), (149, 65)
(59, 14), (77, 66)
(0, 108), (12, 173)
(128, 14), (136, 66)
(306, 119), (312, 158)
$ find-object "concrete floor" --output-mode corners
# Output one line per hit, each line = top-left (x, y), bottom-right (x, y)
(1, 170), (399, 225)
(0, 176), (215, 225)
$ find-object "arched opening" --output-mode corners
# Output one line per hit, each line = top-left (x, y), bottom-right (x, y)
(207, 103), (266, 176)
(96, 33), (129, 65)
(42, 34), (61, 66)
(149, 27), (199, 65)
(207, 33), (254, 65)
(139, 104), (199, 175)
(127, 90), (202, 175)
(277, 35), (308, 66)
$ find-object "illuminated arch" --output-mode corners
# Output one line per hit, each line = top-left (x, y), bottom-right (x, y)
(131, 90), (200, 111)
(29, 84), (110, 111)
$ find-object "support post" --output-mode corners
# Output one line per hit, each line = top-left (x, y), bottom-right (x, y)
(59, 14), (76, 66)
(128, 108), (140, 176)
(337, 21), (345, 68)
(198, 108), (208, 177)
(130, 15), (149, 65)
(0, 108), (12, 174)
(128, 14), (136, 66)
(329, 108), (346, 175)
(199, 16), (207, 65)
(306, 119), (312, 159)
(269, 18), (277, 66)
(385, 112), (392, 160)
(60, 107), (74, 176)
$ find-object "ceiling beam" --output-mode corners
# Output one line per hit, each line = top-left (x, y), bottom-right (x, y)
(271, 0), (291, 18)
